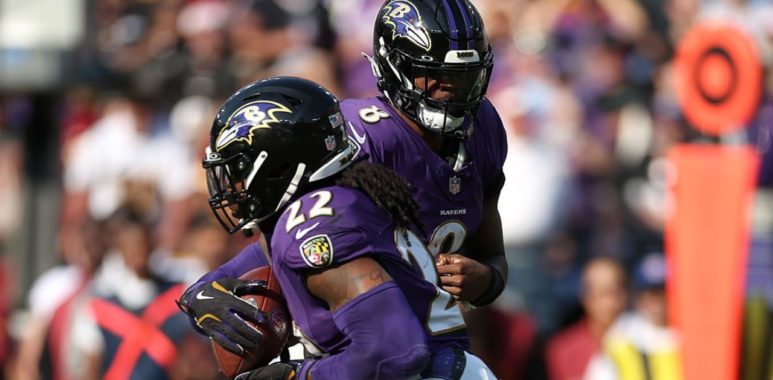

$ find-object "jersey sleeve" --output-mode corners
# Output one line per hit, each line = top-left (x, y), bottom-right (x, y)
(476, 99), (508, 199)
(271, 191), (378, 271)
(341, 99), (383, 165)
(194, 242), (269, 285)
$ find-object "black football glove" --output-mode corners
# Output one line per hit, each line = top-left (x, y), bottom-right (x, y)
(177, 278), (269, 355)
(234, 361), (305, 380)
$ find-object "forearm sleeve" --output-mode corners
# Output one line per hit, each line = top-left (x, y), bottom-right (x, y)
(301, 282), (430, 380)
(471, 253), (507, 307)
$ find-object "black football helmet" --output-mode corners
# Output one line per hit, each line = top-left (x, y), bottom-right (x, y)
(203, 77), (355, 233)
(368, 0), (493, 138)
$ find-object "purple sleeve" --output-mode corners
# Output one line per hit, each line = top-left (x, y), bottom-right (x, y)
(273, 227), (371, 271)
(477, 99), (507, 199)
(298, 282), (430, 380)
(272, 189), (379, 271)
(341, 99), (382, 165)
(195, 243), (269, 285)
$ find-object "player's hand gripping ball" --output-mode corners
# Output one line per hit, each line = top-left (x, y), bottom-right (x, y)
(212, 267), (291, 379)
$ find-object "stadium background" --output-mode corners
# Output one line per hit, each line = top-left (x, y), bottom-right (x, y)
(0, 0), (771, 379)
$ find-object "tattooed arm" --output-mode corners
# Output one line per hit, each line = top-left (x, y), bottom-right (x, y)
(295, 257), (430, 380)
(306, 257), (391, 311)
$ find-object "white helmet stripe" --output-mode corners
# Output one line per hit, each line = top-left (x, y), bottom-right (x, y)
(275, 163), (307, 212)
(245, 150), (269, 189)
(308, 138), (355, 182)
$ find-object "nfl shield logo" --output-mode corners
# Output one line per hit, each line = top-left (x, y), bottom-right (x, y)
(329, 112), (343, 128)
(449, 176), (461, 195)
(324, 135), (336, 151)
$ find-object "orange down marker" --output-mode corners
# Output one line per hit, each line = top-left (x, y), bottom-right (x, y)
(665, 145), (759, 380)
(674, 22), (763, 136)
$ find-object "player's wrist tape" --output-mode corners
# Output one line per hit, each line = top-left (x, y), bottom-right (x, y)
(471, 258), (506, 307)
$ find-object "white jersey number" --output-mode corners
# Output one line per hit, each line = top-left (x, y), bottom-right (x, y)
(427, 220), (468, 257)
(358, 105), (390, 124)
(284, 190), (334, 232)
(395, 229), (466, 335)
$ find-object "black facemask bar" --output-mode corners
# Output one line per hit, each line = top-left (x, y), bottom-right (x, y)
(203, 151), (262, 234)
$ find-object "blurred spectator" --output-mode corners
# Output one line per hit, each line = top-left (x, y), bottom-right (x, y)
(465, 306), (541, 380)
(69, 207), (215, 380)
(0, 98), (24, 380)
(168, 332), (224, 380)
(226, 0), (340, 94)
(492, 69), (576, 334)
(151, 209), (234, 286)
(178, 212), (232, 272)
(149, 95), (224, 286)
(742, 294), (773, 380)
(62, 95), (194, 251)
(0, 100), (24, 244)
(176, 0), (234, 98)
(37, 221), (107, 380)
(167, 95), (217, 198)
(327, 0), (383, 98)
(546, 257), (628, 380)
(0, 246), (11, 380)
(11, 219), (105, 380)
(584, 253), (681, 380)
(741, 187), (773, 380)
(59, 87), (100, 165)
(89, 0), (187, 101)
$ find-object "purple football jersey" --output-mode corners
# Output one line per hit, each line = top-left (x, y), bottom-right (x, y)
(269, 185), (468, 355)
(341, 96), (507, 254)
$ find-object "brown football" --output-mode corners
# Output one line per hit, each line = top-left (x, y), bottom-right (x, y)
(211, 266), (291, 379)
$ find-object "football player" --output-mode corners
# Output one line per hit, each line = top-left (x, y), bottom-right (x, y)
(179, 76), (495, 379)
(180, 0), (508, 377)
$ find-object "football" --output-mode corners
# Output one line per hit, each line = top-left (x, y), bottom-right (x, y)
(211, 266), (291, 379)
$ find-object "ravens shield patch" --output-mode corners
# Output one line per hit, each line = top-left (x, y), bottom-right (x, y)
(300, 234), (334, 267)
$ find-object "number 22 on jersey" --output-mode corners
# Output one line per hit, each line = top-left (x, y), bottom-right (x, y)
(285, 191), (334, 232)
(394, 229), (466, 335)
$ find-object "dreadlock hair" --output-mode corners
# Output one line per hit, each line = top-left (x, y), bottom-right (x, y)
(335, 161), (425, 235)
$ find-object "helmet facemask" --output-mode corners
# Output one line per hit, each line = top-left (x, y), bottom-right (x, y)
(374, 45), (493, 138)
(203, 148), (263, 234)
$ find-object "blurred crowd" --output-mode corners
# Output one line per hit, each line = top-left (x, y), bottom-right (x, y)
(1, 0), (773, 379)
